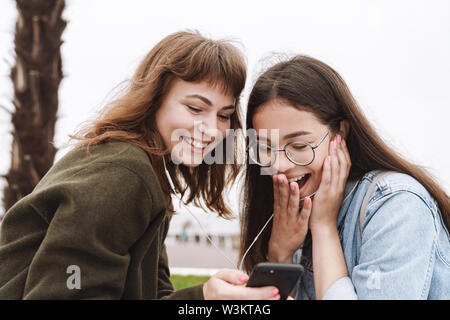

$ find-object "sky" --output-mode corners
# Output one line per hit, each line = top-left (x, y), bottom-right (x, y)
(0, 0), (449, 232)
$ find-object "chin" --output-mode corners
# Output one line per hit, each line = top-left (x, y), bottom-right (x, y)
(174, 153), (202, 167)
(170, 144), (206, 167)
(301, 180), (320, 199)
(180, 161), (203, 168)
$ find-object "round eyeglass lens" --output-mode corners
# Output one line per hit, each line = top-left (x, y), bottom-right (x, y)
(285, 142), (315, 165)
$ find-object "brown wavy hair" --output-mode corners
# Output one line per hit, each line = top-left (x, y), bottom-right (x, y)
(240, 55), (450, 273)
(71, 31), (246, 218)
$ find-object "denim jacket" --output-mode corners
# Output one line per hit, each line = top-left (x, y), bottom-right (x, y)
(293, 170), (450, 300)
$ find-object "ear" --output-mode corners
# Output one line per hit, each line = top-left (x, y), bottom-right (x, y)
(338, 120), (350, 140)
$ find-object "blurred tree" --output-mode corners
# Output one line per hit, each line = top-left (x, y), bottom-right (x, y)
(2, 0), (66, 213)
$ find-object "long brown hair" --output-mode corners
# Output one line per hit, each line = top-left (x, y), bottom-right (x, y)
(240, 55), (450, 273)
(71, 31), (246, 218)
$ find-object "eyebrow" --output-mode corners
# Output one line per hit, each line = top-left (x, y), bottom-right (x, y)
(185, 94), (235, 110)
(283, 130), (313, 140)
(257, 130), (313, 143)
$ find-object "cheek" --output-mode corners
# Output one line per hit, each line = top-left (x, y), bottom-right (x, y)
(157, 116), (195, 148)
(309, 152), (329, 189)
(219, 122), (231, 138)
(313, 141), (330, 170)
(210, 121), (231, 144)
(309, 162), (324, 187)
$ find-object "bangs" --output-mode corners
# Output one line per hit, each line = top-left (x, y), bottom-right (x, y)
(170, 39), (247, 98)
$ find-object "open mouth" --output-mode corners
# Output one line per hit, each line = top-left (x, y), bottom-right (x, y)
(288, 173), (311, 192)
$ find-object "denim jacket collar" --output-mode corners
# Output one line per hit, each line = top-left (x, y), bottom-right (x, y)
(337, 178), (360, 229)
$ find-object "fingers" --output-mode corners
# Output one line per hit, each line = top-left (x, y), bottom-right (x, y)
(326, 135), (351, 194)
(272, 175), (280, 218)
(214, 269), (279, 299)
(269, 293), (282, 300)
(329, 136), (339, 187)
(318, 134), (338, 196)
(207, 269), (281, 300)
(298, 195), (312, 225)
(213, 269), (249, 285)
(238, 286), (280, 300)
(340, 137), (351, 169)
(277, 175), (290, 215)
(269, 173), (310, 262)
(275, 174), (301, 223)
(335, 136), (351, 190)
(288, 180), (300, 223)
(273, 175), (279, 209)
(320, 152), (331, 192)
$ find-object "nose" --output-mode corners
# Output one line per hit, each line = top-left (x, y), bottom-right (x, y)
(273, 151), (296, 174)
(199, 112), (225, 137)
(200, 114), (218, 131)
(196, 115), (220, 141)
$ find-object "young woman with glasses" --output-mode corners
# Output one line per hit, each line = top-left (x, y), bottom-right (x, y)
(240, 55), (450, 299)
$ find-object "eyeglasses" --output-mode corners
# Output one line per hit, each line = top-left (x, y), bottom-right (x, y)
(249, 131), (330, 167)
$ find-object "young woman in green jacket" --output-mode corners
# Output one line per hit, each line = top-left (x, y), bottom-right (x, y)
(0, 31), (280, 300)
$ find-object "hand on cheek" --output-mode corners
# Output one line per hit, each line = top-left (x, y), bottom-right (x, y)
(309, 135), (351, 231)
(268, 174), (311, 263)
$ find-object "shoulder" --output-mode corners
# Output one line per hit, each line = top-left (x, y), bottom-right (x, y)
(30, 141), (165, 218)
(361, 170), (436, 211)
(359, 170), (437, 231)
(67, 140), (152, 172)
(40, 141), (159, 192)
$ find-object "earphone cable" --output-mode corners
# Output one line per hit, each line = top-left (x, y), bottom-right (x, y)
(163, 156), (237, 269)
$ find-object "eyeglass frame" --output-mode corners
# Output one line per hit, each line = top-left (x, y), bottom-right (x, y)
(250, 131), (330, 167)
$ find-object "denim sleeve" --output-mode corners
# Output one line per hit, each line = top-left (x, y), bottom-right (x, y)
(323, 276), (357, 300)
(351, 191), (436, 299)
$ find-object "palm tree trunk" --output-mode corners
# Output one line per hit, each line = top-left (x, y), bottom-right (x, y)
(2, 0), (66, 213)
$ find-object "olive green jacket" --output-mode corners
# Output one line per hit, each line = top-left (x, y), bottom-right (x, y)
(0, 141), (204, 299)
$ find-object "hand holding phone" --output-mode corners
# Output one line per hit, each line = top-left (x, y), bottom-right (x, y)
(246, 262), (304, 300)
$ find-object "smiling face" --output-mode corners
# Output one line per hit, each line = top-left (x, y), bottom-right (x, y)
(252, 100), (332, 198)
(156, 78), (236, 167)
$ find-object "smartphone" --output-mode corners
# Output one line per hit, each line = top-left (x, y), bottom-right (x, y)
(246, 262), (304, 300)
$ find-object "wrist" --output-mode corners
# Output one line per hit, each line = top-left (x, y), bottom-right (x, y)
(310, 222), (338, 238)
(268, 242), (297, 264)
(267, 251), (293, 264)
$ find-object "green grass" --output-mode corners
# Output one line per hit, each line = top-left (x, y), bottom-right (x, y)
(170, 274), (211, 290)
